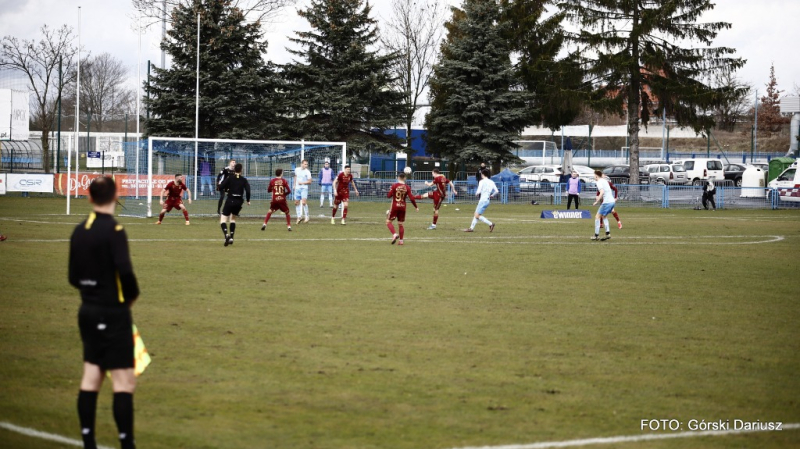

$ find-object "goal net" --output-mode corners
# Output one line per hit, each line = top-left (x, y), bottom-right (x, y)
(121, 137), (346, 218)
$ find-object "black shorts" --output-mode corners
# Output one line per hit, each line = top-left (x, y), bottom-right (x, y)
(78, 304), (134, 370)
(222, 197), (244, 216)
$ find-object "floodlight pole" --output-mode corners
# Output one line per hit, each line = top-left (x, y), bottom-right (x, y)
(74, 6), (81, 200)
(194, 12), (200, 200)
(57, 56), (62, 173)
(753, 89), (758, 159)
(136, 14), (141, 199)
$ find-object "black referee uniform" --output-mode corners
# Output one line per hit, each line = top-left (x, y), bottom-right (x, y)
(217, 166), (234, 214)
(70, 212), (140, 370)
(219, 172), (251, 217)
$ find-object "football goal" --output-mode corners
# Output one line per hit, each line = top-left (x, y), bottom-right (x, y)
(120, 137), (346, 218)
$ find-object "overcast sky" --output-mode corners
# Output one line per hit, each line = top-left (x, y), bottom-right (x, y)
(1, 0), (798, 100)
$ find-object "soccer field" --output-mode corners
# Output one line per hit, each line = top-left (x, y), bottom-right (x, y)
(1, 197), (799, 449)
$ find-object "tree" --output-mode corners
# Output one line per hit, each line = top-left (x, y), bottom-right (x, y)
(62, 53), (136, 132)
(501, 0), (585, 130)
(425, 0), (531, 168)
(0, 25), (78, 173)
(712, 70), (751, 133)
(380, 0), (446, 153)
(132, 0), (295, 28)
(145, 0), (281, 139)
(560, 0), (744, 183)
(757, 63), (788, 136)
(282, 0), (407, 153)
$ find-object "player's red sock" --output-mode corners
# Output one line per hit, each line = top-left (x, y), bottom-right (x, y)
(399, 224), (404, 239)
(612, 211), (620, 222)
(264, 213), (272, 224)
(183, 209), (189, 221)
(433, 215), (439, 225)
(332, 207), (337, 218)
(286, 214), (291, 226)
(343, 207), (348, 219)
(387, 222), (396, 235)
(158, 212), (165, 221)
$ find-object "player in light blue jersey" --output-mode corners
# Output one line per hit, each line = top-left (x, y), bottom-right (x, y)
(591, 170), (616, 241)
(294, 159), (312, 224)
(465, 169), (498, 232)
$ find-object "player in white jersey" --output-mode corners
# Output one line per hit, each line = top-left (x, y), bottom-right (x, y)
(294, 159), (312, 224)
(591, 170), (616, 241)
(465, 169), (498, 232)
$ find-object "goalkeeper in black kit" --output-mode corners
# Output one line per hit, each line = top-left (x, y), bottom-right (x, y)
(218, 162), (251, 246)
(69, 176), (140, 449)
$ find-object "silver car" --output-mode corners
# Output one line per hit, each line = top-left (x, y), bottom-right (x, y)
(647, 163), (688, 185)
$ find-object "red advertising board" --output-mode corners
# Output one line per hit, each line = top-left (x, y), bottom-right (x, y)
(53, 174), (174, 197)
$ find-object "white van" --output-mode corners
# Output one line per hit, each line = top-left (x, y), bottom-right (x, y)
(674, 158), (725, 186)
(768, 162), (799, 202)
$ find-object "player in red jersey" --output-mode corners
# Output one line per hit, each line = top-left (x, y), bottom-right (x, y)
(416, 168), (456, 230)
(331, 165), (360, 225)
(386, 172), (418, 245)
(262, 168), (293, 232)
(156, 174), (192, 225)
(598, 174), (622, 229)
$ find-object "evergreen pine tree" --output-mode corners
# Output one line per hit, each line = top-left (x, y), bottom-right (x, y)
(560, 0), (744, 183)
(282, 0), (406, 153)
(757, 64), (788, 136)
(145, 0), (280, 139)
(425, 0), (530, 168)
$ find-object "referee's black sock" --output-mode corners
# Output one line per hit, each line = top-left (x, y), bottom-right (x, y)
(221, 223), (228, 237)
(113, 392), (135, 449)
(230, 222), (236, 238)
(77, 390), (98, 449)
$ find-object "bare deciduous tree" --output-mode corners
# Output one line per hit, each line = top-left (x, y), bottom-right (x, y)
(63, 53), (136, 132)
(132, 0), (296, 29)
(0, 25), (78, 173)
(712, 70), (751, 132)
(381, 0), (446, 152)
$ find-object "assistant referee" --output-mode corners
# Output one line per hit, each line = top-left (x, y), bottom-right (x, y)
(69, 176), (140, 449)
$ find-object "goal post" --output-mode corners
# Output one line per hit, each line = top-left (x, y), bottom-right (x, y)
(122, 137), (346, 218)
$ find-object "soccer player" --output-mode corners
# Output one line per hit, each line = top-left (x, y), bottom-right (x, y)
(386, 172), (418, 245)
(216, 159), (236, 215)
(69, 176), (140, 449)
(262, 168), (293, 231)
(465, 169), (497, 232)
(417, 168), (457, 230)
(218, 163), (251, 246)
(318, 159), (335, 207)
(331, 164), (360, 225)
(294, 159), (312, 224)
(592, 170), (616, 240)
(0, 232), (6, 241)
(600, 174), (623, 228)
(156, 174), (192, 225)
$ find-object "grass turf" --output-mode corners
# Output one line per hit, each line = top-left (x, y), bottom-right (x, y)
(0, 196), (799, 449)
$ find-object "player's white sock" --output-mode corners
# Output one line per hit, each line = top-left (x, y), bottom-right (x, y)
(296, 204), (302, 217)
(479, 216), (491, 225)
(303, 204), (309, 218)
(603, 218), (610, 233)
(595, 218), (601, 235)
(328, 194), (333, 206)
(470, 218), (478, 229)
(320, 195), (324, 207)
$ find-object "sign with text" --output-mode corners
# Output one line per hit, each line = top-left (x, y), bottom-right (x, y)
(7, 174), (54, 193)
(540, 209), (592, 219)
(0, 89), (30, 140)
(54, 174), (174, 197)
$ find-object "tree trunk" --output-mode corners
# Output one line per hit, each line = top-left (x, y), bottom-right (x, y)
(40, 127), (51, 174)
(628, 5), (641, 185)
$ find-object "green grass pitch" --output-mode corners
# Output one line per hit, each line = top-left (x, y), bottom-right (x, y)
(1, 196), (799, 449)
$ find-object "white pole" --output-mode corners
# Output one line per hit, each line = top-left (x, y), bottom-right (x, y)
(301, 139), (305, 162)
(661, 107), (667, 161)
(193, 12), (200, 200)
(147, 137), (153, 217)
(66, 136), (72, 214)
(136, 14), (141, 199)
(75, 6), (81, 199)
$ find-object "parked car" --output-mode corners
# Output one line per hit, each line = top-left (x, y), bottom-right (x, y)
(674, 158), (725, 185)
(571, 165), (598, 187)
(646, 163), (688, 185)
(517, 165), (562, 186)
(601, 165), (650, 184)
(723, 163), (749, 187)
(767, 162), (799, 202)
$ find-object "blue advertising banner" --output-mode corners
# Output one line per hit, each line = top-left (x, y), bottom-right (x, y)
(540, 209), (592, 219)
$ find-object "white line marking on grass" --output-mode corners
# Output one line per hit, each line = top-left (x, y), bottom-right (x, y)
(449, 423), (800, 449)
(0, 421), (114, 449)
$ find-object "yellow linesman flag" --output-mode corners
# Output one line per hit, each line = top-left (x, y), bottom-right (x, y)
(133, 324), (151, 377)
